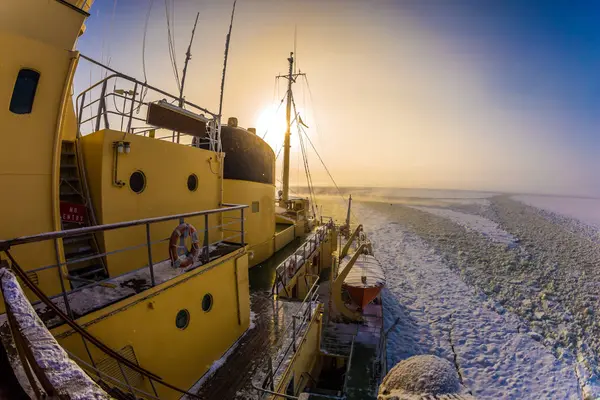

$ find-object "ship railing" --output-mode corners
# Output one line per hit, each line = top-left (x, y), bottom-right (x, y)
(75, 54), (221, 152)
(257, 278), (323, 399)
(0, 204), (247, 399)
(0, 203), (247, 321)
(272, 219), (334, 296)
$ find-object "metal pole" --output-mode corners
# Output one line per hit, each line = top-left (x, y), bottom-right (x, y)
(282, 52), (294, 202)
(54, 240), (74, 320)
(96, 80), (107, 132)
(126, 82), (138, 133)
(204, 214), (209, 263)
(146, 223), (155, 286)
(177, 12), (200, 144)
(267, 356), (275, 391)
(77, 91), (86, 137)
(116, 360), (137, 397)
(217, 1), (238, 151)
(292, 317), (297, 352)
(240, 208), (245, 245)
(179, 217), (185, 257)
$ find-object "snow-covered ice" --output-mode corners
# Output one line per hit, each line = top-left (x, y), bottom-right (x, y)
(355, 203), (581, 399)
(514, 195), (600, 228)
(410, 206), (516, 245)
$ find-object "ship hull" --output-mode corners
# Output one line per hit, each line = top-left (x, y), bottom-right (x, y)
(343, 283), (383, 309)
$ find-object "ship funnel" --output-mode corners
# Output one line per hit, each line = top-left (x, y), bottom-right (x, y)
(228, 117), (238, 127)
(248, 128), (256, 134)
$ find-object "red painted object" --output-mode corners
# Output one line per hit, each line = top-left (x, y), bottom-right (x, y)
(60, 202), (86, 224)
(344, 284), (383, 309)
(343, 254), (386, 309)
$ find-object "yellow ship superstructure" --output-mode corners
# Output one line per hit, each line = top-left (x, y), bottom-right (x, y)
(0, 0), (312, 397)
(0, 1), (386, 399)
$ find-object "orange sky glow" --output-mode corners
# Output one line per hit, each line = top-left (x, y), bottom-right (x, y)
(74, 0), (591, 196)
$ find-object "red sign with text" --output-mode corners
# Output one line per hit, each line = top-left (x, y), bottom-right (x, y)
(60, 202), (86, 224)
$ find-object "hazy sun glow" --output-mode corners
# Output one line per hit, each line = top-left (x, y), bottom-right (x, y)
(255, 103), (308, 152)
(256, 104), (287, 146)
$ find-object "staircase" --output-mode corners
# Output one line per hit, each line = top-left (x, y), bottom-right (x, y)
(59, 141), (107, 288)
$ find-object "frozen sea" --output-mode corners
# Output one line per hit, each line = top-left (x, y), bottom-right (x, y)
(315, 189), (600, 400)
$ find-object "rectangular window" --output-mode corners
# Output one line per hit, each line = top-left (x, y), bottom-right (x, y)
(252, 201), (260, 213)
(10, 69), (40, 114)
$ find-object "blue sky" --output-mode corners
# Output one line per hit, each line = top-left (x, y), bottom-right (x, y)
(76, 1), (600, 195)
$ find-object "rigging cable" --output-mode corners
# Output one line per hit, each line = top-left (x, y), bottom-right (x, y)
(302, 75), (323, 143)
(292, 96), (318, 217)
(298, 122), (358, 223)
(140, 0), (155, 106)
(103, 0), (118, 79)
(164, 0), (181, 91)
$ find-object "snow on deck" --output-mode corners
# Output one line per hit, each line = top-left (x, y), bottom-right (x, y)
(358, 205), (581, 400)
(342, 254), (386, 289)
(410, 206), (516, 245)
(16, 243), (239, 328)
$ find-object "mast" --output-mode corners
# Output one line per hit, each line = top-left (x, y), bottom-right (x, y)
(176, 12), (200, 143)
(282, 52), (294, 202)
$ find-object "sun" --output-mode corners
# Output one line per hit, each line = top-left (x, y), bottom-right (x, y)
(255, 103), (310, 152)
(255, 104), (287, 145)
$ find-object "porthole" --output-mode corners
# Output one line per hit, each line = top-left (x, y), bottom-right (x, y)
(187, 174), (198, 192)
(202, 293), (213, 312)
(129, 171), (146, 193)
(175, 309), (190, 329)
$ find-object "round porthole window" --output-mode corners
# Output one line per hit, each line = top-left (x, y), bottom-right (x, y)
(175, 309), (190, 329)
(187, 174), (198, 192)
(202, 294), (213, 312)
(129, 171), (146, 193)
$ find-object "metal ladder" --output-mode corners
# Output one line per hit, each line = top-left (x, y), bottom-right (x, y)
(59, 141), (108, 288)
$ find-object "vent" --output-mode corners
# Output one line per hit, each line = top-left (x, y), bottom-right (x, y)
(227, 117), (238, 127)
(96, 345), (144, 389)
(26, 271), (39, 285)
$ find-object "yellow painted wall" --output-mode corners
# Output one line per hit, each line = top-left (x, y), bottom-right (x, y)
(52, 250), (250, 399)
(275, 307), (323, 396)
(0, 0), (87, 309)
(80, 130), (226, 277)
(275, 226), (296, 252)
(223, 179), (275, 266)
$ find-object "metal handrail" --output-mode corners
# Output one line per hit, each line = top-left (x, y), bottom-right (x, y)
(273, 221), (332, 294)
(78, 55), (218, 117)
(74, 60), (221, 150)
(0, 204), (246, 250)
(258, 279), (321, 398)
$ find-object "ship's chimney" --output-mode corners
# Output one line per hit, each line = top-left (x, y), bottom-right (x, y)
(248, 127), (256, 134)
(227, 117), (238, 127)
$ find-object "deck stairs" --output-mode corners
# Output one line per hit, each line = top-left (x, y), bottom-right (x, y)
(59, 141), (107, 288)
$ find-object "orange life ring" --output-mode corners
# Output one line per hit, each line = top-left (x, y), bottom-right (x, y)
(169, 223), (201, 268)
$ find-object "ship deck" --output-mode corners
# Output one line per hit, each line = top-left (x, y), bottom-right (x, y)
(5, 242), (242, 329)
(190, 291), (315, 399)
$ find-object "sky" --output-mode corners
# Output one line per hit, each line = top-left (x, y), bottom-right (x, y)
(74, 0), (600, 196)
